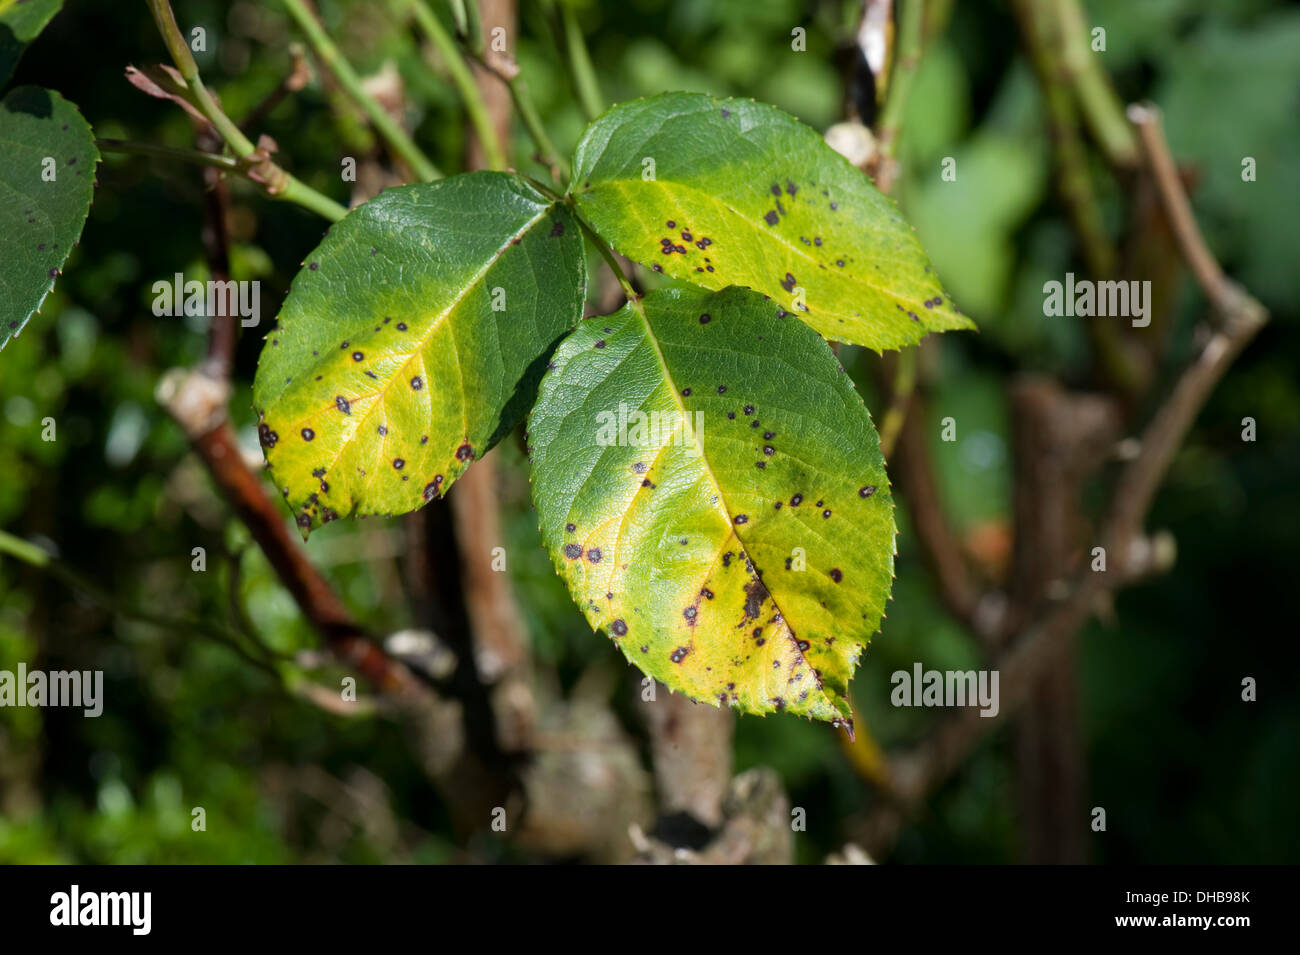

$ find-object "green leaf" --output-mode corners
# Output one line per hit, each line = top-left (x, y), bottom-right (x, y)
(529, 284), (896, 726)
(570, 91), (974, 352)
(253, 171), (585, 535)
(0, 0), (64, 85)
(0, 86), (97, 351)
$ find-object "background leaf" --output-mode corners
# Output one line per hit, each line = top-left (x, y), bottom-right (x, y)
(0, 0), (64, 85)
(570, 91), (973, 351)
(0, 85), (97, 351)
(529, 284), (896, 725)
(253, 171), (585, 534)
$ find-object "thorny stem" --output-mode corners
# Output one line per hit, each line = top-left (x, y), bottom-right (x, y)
(98, 138), (239, 172)
(280, 0), (443, 182)
(98, 139), (348, 222)
(410, 0), (507, 171)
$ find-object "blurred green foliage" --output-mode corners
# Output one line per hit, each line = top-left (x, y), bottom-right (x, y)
(1, 0), (1296, 863)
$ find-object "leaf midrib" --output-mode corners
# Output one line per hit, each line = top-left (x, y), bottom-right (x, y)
(630, 296), (839, 714)
(276, 199), (556, 497)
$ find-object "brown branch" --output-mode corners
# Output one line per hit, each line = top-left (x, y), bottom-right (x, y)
(156, 369), (430, 702)
(859, 105), (1267, 854)
(197, 123), (236, 381)
(1127, 103), (1256, 325)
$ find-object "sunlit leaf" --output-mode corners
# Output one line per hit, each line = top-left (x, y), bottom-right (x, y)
(253, 171), (585, 535)
(570, 91), (973, 352)
(529, 284), (895, 726)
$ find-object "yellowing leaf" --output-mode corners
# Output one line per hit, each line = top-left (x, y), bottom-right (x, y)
(253, 172), (585, 534)
(571, 92), (974, 352)
(529, 284), (896, 726)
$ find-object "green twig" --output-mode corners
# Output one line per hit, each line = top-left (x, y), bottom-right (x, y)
(573, 209), (637, 302)
(410, 0), (506, 170)
(98, 139), (348, 222)
(455, 10), (569, 184)
(281, 0), (442, 181)
(507, 72), (569, 183)
(557, 2), (604, 120)
(1012, 0), (1140, 394)
(457, 0), (484, 55)
(142, 1), (349, 222)
(872, 0), (925, 193)
(877, 350), (917, 459)
(1054, 0), (1139, 169)
(146, 0), (257, 156)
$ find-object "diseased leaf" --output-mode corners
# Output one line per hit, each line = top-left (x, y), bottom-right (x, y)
(0, 0), (64, 85)
(0, 86), (98, 351)
(253, 171), (585, 535)
(529, 284), (895, 726)
(570, 91), (974, 352)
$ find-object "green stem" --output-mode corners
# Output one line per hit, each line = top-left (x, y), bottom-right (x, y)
(1054, 0), (1139, 168)
(458, 0), (484, 55)
(0, 529), (51, 567)
(146, 0), (258, 157)
(99, 138), (240, 172)
(278, 176), (350, 222)
(559, 3), (604, 120)
(410, 0), (506, 170)
(508, 73), (569, 182)
(877, 349), (917, 459)
(875, 0), (925, 168)
(574, 210), (637, 302)
(281, 0), (442, 181)
(98, 139), (348, 222)
(1012, 0), (1140, 393)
